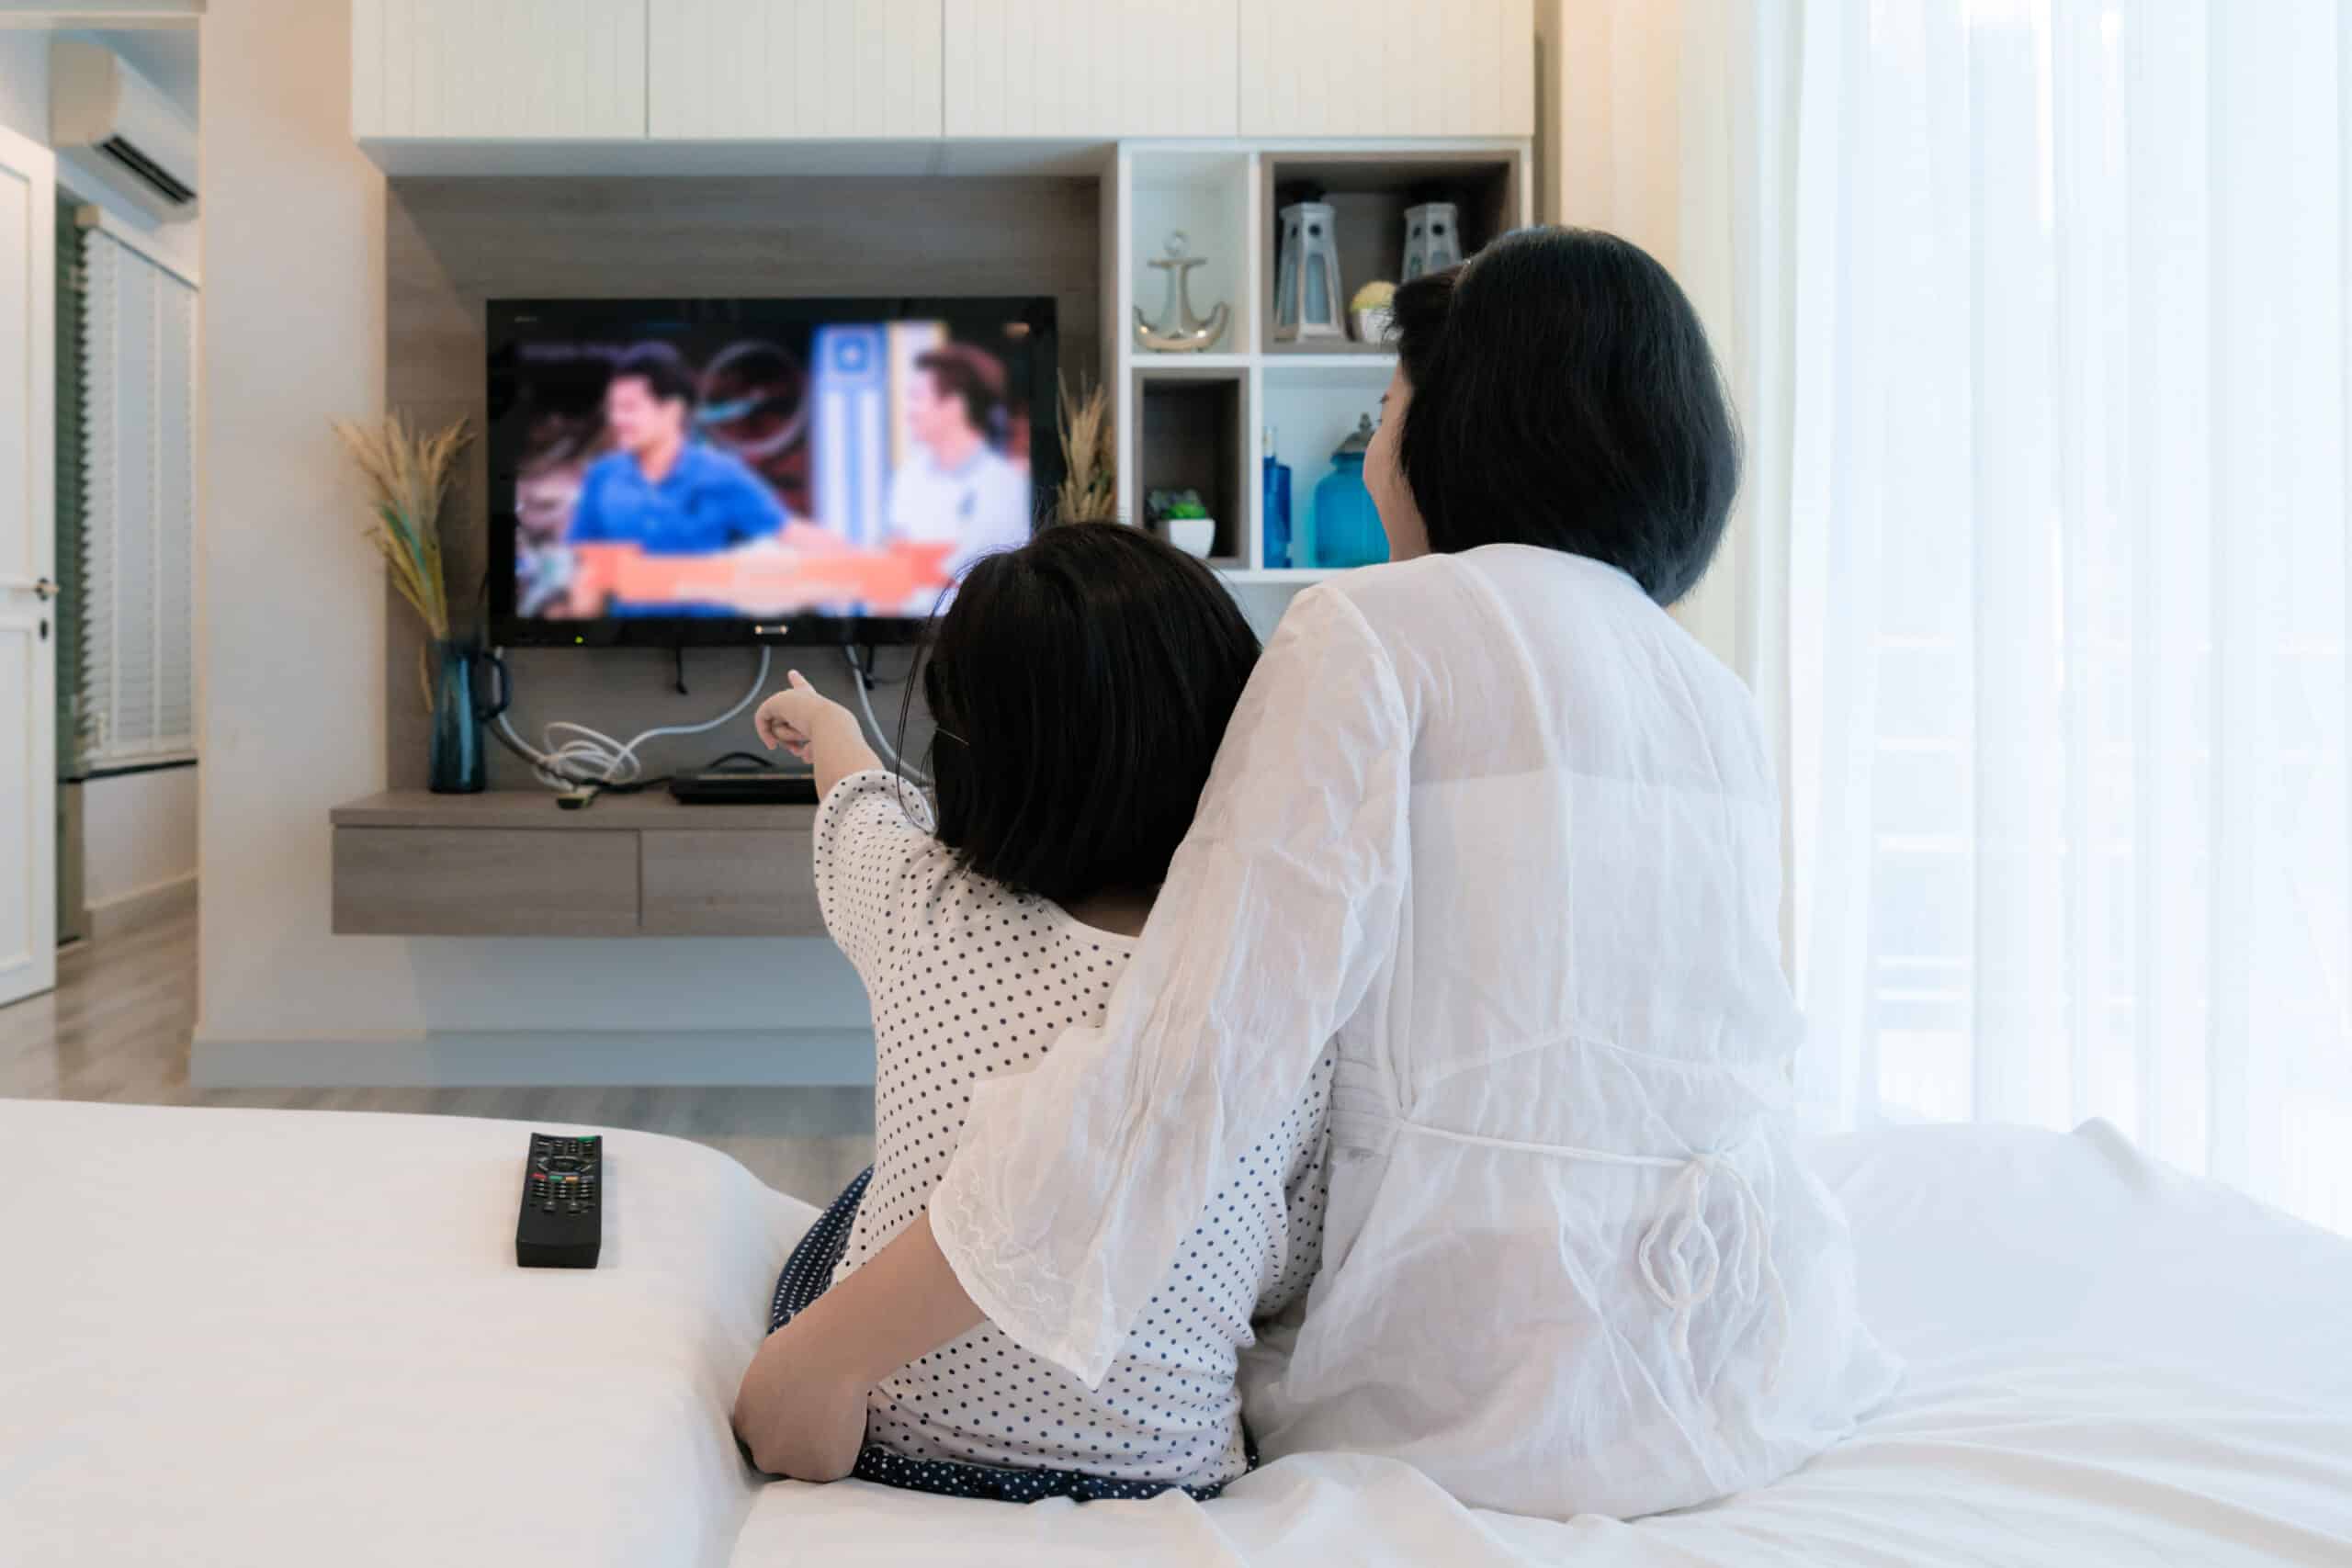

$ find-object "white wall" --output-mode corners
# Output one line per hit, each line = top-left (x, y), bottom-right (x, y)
(193, 0), (872, 1088)
(1540, 0), (1754, 684)
(0, 32), (46, 144)
(85, 765), (198, 911)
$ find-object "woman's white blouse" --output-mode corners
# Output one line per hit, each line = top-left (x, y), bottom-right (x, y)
(930, 544), (1901, 1518)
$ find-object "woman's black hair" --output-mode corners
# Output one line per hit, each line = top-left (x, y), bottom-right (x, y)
(1387, 226), (1739, 605)
(610, 341), (698, 409)
(914, 524), (1260, 907)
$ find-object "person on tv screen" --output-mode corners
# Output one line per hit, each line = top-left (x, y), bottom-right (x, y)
(570, 342), (789, 615)
(887, 345), (1031, 577)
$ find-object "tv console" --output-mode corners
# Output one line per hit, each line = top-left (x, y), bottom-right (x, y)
(330, 791), (825, 939)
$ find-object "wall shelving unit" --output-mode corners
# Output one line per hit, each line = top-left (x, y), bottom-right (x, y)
(1104, 138), (1531, 620)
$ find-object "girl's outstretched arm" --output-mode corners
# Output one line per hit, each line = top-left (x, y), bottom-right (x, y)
(752, 669), (879, 797)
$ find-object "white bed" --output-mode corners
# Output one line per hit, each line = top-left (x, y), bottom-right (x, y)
(6, 1099), (2349, 1567)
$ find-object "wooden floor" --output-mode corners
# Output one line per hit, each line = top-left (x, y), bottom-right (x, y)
(0, 908), (876, 1205)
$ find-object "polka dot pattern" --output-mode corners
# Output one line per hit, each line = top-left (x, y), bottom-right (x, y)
(800, 771), (1336, 1497)
(771, 1170), (1255, 1503)
(769, 1166), (869, 1331)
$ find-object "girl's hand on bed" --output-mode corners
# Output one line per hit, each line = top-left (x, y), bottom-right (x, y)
(732, 1318), (867, 1483)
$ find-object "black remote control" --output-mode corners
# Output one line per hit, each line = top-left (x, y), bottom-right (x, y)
(516, 1132), (603, 1269)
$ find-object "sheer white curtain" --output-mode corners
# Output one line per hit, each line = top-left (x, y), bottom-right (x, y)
(1755, 0), (2352, 1230)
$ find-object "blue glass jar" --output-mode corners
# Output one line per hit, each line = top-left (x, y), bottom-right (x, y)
(1311, 415), (1387, 570)
(427, 639), (508, 794)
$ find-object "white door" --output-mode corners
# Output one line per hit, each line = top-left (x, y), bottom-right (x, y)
(0, 124), (56, 1007)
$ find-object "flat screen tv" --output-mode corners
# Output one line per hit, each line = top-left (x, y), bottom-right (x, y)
(487, 296), (1058, 647)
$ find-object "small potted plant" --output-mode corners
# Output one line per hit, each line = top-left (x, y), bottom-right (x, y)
(1147, 489), (1216, 559)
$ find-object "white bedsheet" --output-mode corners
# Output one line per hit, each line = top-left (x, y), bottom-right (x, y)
(7, 1100), (2349, 1566)
(0, 1099), (797, 1568)
(731, 1120), (2352, 1566)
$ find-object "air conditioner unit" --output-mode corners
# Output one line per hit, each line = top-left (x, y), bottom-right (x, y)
(50, 38), (198, 225)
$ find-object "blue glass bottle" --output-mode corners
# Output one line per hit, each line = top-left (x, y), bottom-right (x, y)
(1261, 427), (1293, 570)
(1312, 415), (1388, 570)
(427, 639), (488, 794)
(426, 640), (509, 794)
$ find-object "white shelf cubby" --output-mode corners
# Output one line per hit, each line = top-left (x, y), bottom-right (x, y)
(1127, 149), (1255, 366)
(1259, 358), (1394, 573)
(1103, 137), (1531, 592)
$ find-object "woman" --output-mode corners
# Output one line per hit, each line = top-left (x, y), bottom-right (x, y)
(736, 227), (1899, 1519)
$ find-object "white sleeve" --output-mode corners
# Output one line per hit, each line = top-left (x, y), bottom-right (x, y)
(811, 769), (938, 979)
(928, 585), (1413, 1386)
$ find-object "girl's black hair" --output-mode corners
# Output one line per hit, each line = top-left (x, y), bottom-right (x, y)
(914, 524), (1261, 907)
(1388, 226), (1740, 605)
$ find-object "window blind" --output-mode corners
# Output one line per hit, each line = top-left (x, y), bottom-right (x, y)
(79, 225), (197, 770)
(54, 198), (85, 777)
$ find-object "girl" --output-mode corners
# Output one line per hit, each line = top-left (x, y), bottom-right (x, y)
(737, 524), (1333, 1502)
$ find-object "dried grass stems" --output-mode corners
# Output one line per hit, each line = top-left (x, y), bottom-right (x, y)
(1052, 375), (1115, 525)
(333, 412), (473, 709)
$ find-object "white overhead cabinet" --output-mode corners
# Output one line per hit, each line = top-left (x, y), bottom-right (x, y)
(941, 0), (1238, 138)
(1238, 0), (1534, 138)
(351, 0), (649, 141)
(650, 0), (944, 140)
(346, 2), (1535, 151)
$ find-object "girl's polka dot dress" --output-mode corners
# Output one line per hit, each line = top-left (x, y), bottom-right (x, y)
(769, 771), (1333, 1503)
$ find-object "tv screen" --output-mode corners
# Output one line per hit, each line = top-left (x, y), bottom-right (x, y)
(487, 297), (1058, 646)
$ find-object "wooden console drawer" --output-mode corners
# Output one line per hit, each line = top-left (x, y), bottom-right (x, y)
(639, 829), (823, 937)
(332, 827), (640, 937)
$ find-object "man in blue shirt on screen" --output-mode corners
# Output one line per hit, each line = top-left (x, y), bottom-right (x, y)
(568, 342), (787, 615)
